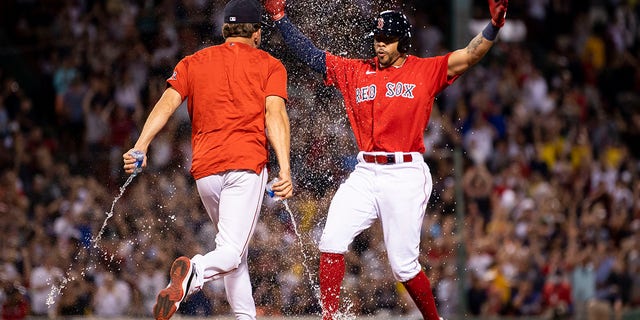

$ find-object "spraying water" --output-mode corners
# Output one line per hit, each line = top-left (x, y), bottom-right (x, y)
(46, 160), (143, 307)
(92, 172), (138, 246)
(281, 200), (317, 295)
(270, 194), (356, 320)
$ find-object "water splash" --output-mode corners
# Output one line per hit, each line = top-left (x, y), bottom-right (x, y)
(92, 173), (138, 246)
(46, 172), (139, 307)
(278, 199), (355, 319)
(281, 200), (317, 296)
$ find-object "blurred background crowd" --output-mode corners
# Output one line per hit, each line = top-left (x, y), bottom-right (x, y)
(1, 0), (640, 319)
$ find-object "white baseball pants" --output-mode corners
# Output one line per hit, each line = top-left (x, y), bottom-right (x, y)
(193, 168), (268, 320)
(319, 152), (432, 282)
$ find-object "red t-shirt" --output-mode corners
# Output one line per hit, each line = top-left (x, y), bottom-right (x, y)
(168, 42), (288, 179)
(324, 53), (457, 153)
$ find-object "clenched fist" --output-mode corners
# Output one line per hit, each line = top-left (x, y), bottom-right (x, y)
(263, 0), (286, 21)
(488, 0), (508, 27)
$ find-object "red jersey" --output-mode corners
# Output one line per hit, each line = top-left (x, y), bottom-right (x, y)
(168, 42), (288, 179)
(324, 53), (457, 153)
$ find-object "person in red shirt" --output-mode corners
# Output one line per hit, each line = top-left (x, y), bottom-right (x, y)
(1, 286), (28, 320)
(264, 1), (508, 319)
(122, 0), (292, 319)
(542, 272), (572, 317)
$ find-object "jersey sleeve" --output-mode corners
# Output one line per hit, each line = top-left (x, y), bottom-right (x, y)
(166, 57), (190, 100)
(433, 52), (460, 93)
(266, 58), (288, 101)
(324, 52), (358, 90)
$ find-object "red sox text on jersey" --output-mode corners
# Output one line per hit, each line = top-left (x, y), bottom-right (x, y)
(355, 82), (416, 103)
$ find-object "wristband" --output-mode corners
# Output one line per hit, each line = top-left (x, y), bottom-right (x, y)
(482, 22), (500, 41)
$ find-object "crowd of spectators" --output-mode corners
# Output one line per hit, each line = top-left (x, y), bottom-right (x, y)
(1, 0), (640, 319)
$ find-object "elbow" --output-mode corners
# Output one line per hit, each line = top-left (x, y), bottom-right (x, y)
(450, 62), (472, 77)
(457, 54), (484, 74)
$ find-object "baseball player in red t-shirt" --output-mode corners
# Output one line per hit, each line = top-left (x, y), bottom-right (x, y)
(264, 0), (508, 319)
(122, 0), (292, 319)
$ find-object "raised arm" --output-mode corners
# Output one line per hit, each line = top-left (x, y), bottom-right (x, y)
(447, 0), (508, 77)
(264, 0), (326, 74)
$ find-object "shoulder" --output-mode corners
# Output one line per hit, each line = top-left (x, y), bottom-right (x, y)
(180, 46), (217, 63)
(257, 49), (282, 62)
(408, 54), (450, 63)
(191, 45), (216, 56)
(254, 50), (286, 71)
(326, 52), (373, 67)
(407, 54), (452, 69)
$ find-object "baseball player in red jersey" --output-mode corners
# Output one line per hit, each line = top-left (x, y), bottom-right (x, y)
(264, 0), (508, 319)
(122, 0), (293, 319)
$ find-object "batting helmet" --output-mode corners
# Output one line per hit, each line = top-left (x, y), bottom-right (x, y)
(372, 10), (412, 53)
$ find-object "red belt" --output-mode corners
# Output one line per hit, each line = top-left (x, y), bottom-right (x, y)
(362, 153), (413, 165)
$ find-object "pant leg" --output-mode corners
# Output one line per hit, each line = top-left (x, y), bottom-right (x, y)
(194, 169), (267, 319)
(223, 249), (256, 320)
(377, 161), (433, 281)
(318, 164), (378, 319)
(318, 164), (378, 254)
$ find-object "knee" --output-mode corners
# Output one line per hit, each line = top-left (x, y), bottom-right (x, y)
(215, 246), (243, 272)
(389, 259), (421, 282)
(318, 237), (349, 254)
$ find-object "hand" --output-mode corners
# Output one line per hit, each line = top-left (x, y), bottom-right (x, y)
(488, 0), (508, 27)
(272, 171), (293, 199)
(122, 148), (146, 174)
(263, 0), (286, 21)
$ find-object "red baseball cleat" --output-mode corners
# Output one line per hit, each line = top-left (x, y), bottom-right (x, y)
(153, 256), (197, 320)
